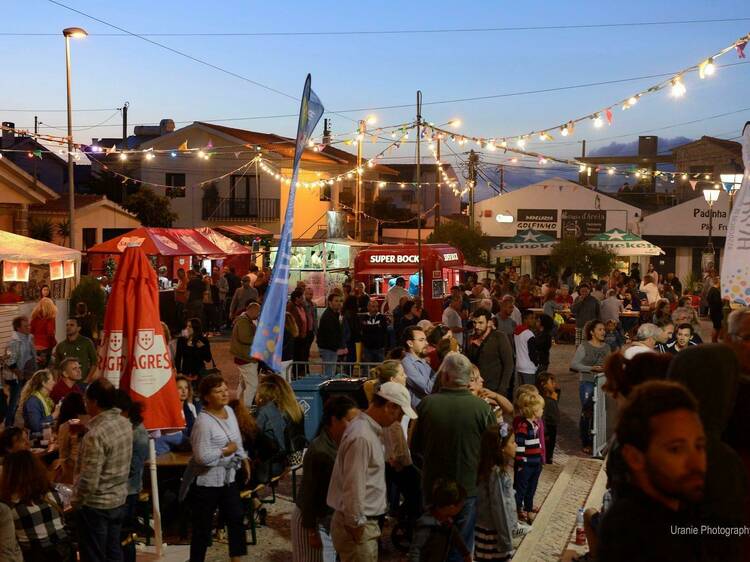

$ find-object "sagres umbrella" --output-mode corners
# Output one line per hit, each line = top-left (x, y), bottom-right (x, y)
(497, 229), (559, 256)
(584, 228), (664, 256)
(97, 243), (183, 557)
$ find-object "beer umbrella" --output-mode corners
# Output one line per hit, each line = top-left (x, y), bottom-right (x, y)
(97, 243), (184, 556)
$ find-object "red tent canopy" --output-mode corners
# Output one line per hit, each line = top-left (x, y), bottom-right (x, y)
(86, 227), (252, 257)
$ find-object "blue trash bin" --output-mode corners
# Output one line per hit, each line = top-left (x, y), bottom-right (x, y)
(291, 376), (326, 442)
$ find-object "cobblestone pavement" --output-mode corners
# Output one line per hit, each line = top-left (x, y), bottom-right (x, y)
(195, 337), (597, 561)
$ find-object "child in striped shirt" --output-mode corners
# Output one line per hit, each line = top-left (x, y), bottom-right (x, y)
(513, 389), (545, 524)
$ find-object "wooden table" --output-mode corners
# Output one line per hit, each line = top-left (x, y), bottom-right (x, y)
(148, 451), (191, 467)
(620, 311), (641, 318)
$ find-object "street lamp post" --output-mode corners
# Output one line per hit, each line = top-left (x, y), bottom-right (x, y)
(63, 27), (88, 249)
(703, 187), (720, 268)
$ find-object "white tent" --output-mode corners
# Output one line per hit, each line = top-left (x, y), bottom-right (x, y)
(0, 230), (81, 264)
(497, 229), (558, 256)
(584, 228), (664, 256)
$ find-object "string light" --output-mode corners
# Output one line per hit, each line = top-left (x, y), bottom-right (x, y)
(145, 152), (155, 161)
(592, 114), (603, 128)
(560, 125), (569, 137)
(670, 76), (687, 97)
(119, 153), (127, 161)
(703, 57), (716, 77)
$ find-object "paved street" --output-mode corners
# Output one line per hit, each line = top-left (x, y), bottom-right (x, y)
(199, 336), (600, 561)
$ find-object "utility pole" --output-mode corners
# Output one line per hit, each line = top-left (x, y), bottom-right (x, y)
(355, 119), (365, 241)
(34, 116), (38, 135)
(434, 136), (441, 229)
(467, 149), (478, 227)
(416, 91), (423, 297)
(122, 102), (129, 148)
(499, 164), (504, 193)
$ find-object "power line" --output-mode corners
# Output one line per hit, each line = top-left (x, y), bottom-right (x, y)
(0, 107), (119, 113)
(5, 16), (750, 37)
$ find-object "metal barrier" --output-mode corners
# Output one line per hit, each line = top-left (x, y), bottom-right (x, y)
(282, 361), (381, 382)
(592, 374), (608, 458)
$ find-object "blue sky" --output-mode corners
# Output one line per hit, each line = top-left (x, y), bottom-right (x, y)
(3, 1), (749, 196)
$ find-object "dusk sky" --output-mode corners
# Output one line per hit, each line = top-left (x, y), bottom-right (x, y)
(3, 1), (750, 195)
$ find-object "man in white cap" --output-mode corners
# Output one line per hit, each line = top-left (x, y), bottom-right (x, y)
(327, 381), (417, 562)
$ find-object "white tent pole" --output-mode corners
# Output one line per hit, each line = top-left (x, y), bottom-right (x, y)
(148, 437), (164, 558)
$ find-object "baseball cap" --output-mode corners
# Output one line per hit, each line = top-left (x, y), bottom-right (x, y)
(376, 381), (417, 419)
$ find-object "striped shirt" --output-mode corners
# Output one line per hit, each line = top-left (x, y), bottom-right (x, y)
(513, 417), (543, 465)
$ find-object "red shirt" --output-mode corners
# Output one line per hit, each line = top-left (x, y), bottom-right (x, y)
(50, 379), (84, 404)
(30, 317), (56, 350)
(0, 292), (22, 304)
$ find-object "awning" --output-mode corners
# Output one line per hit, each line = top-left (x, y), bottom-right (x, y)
(449, 265), (491, 273)
(584, 229), (664, 256)
(213, 225), (273, 237)
(358, 267), (418, 276)
(86, 227), (251, 257)
(0, 230), (81, 264)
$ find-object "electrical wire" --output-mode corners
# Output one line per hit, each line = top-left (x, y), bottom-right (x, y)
(6, 16), (750, 37)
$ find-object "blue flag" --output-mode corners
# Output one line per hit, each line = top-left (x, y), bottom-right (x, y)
(251, 75), (324, 370)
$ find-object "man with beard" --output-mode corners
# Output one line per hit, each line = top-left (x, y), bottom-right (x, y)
(465, 308), (514, 396)
(401, 326), (435, 409)
(598, 381), (709, 562)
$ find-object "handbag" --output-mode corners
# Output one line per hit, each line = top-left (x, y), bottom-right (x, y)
(200, 359), (221, 378)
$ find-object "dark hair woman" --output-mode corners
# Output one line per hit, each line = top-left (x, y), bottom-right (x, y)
(182, 374), (249, 562)
(0, 450), (71, 561)
(174, 317), (213, 380)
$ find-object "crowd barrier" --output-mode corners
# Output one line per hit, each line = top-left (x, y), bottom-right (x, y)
(592, 373), (608, 458)
(282, 360), (381, 382)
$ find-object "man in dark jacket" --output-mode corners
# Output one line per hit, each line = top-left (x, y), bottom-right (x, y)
(571, 284), (600, 346)
(465, 308), (514, 395)
(317, 293), (343, 378)
(360, 299), (389, 364)
(667, 345), (748, 562)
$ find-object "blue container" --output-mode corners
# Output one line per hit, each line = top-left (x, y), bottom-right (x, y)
(292, 376), (326, 442)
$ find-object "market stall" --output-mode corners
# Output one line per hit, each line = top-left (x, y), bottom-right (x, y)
(269, 238), (370, 302)
(354, 243), (464, 320)
(0, 230), (81, 348)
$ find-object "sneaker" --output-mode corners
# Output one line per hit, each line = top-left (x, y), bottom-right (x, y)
(513, 522), (533, 538)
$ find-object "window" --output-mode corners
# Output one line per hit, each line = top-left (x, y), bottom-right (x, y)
(82, 228), (97, 250)
(229, 174), (258, 217)
(165, 173), (186, 198)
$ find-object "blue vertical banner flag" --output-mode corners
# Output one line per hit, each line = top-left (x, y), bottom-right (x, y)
(251, 75), (324, 370)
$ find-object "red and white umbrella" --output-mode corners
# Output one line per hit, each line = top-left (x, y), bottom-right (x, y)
(97, 243), (184, 555)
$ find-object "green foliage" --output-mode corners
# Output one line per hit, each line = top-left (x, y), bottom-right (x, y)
(28, 217), (54, 242)
(124, 187), (178, 227)
(550, 238), (616, 279)
(56, 219), (70, 243)
(427, 220), (489, 266)
(69, 275), (106, 329)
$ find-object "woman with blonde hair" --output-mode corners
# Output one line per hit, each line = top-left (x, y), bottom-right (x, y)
(254, 374), (307, 482)
(29, 298), (57, 368)
(19, 369), (60, 435)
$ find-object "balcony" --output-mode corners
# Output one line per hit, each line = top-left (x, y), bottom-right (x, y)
(202, 197), (280, 222)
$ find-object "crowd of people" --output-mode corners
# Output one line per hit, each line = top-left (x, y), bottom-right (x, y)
(0, 260), (747, 562)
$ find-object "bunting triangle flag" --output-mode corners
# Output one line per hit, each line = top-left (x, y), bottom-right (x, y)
(178, 140), (189, 152)
(689, 180), (698, 191)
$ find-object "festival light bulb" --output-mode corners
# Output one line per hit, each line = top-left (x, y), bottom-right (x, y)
(682, 173), (688, 180)
(579, 164), (586, 173)
(560, 126), (569, 137)
(170, 152), (177, 158)
(449, 119), (461, 128)
(608, 168), (615, 175)
(366, 115), (377, 126)
(627, 95), (639, 107)
(145, 152), (155, 161)
(593, 114), (603, 128)
(704, 58), (716, 77)
(119, 153), (128, 161)
(516, 137), (526, 149)
(671, 77), (686, 98)
(197, 150), (205, 159)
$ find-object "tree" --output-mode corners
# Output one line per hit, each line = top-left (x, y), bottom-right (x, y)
(87, 169), (129, 204)
(124, 187), (178, 227)
(427, 220), (490, 266)
(549, 238), (616, 279)
(28, 217), (54, 242)
(69, 275), (106, 332)
(56, 219), (70, 246)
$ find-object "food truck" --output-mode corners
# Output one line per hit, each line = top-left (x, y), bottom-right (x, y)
(354, 243), (469, 320)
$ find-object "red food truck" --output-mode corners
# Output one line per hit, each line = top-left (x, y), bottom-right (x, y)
(354, 243), (471, 320)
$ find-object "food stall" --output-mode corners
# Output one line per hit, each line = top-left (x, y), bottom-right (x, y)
(0, 230), (81, 349)
(354, 243), (466, 320)
(269, 238), (370, 302)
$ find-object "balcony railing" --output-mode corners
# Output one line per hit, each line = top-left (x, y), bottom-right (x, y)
(202, 197), (280, 221)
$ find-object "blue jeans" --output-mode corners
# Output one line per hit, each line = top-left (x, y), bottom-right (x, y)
(447, 495), (477, 562)
(514, 463), (543, 512)
(4, 379), (20, 426)
(579, 381), (595, 448)
(76, 504), (125, 562)
(319, 348), (338, 379)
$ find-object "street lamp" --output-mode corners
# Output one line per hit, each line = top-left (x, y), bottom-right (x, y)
(63, 27), (88, 249)
(720, 172), (744, 213)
